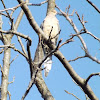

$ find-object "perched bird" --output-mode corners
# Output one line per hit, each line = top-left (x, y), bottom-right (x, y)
(40, 10), (60, 77)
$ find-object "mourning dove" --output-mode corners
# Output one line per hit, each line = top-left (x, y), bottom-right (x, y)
(41, 10), (60, 77)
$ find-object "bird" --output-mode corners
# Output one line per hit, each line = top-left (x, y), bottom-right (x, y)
(40, 9), (60, 77)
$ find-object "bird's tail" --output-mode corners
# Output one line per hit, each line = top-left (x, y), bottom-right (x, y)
(44, 56), (52, 77)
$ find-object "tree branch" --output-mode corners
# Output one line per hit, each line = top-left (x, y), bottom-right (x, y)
(0, 12), (8, 17)
(86, 0), (100, 13)
(68, 56), (86, 62)
(28, 0), (48, 6)
(56, 5), (88, 51)
(0, 30), (31, 41)
(14, 0), (30, 58)
(17, 1), (98, 99)
(57, 5), (100, 64)
(27, 40), (33, 77)
(1, 36), (11, 100)
(65, 90), (80, 100)
(0, 2), (25, 13)
(85, 73), (100, 85)
(9, 54), (19, 65)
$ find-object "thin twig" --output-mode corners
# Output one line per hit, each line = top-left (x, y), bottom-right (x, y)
(85, 73), (100, 85)
(0, 12), (8, 17)
(70, 32), (100, 42)
(17, 36), (28, 57)
(10, 54), (19, 65)
(11, 46), (28, 59)
(86, 32), (100, 42)
(1, 0), (13, 24)
(68, 55), (86, 62)
(75, 12), (87, 31)
(8, 77), (15, 84)
(59, 37), (74, 49)
(65, 90), (81, 100)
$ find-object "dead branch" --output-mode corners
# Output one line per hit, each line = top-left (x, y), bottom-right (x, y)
(65, 90), (80, 100)
(86, 0), (100, 13)
(85, 73), (100, 85)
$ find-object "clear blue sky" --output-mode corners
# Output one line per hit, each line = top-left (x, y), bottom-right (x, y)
(0, 0), (100, 100)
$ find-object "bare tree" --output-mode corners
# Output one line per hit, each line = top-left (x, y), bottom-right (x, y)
(0, 0), (100, 100)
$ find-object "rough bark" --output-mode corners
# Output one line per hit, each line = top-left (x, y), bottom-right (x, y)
(1, 35), (11, 100)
